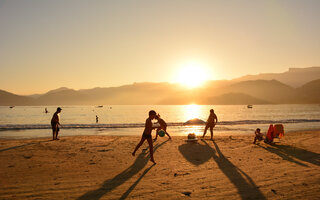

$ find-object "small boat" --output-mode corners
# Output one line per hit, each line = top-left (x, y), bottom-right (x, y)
(9, 106), (15, 109)
(247, 105), (253, 108)
(96, 105), (103, 108)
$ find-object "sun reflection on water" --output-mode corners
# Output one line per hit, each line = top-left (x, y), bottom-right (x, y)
(184, 104), (203, 136)
(185, 104), (201, 120)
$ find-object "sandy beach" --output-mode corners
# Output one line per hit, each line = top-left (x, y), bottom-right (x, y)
(0, 131), (319, 200)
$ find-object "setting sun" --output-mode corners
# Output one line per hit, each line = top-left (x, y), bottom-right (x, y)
(177, 61), (210, 88)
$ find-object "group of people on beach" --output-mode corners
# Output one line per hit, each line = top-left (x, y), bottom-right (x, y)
(131, 109), (218, 164)
(50, 107), (219, 163)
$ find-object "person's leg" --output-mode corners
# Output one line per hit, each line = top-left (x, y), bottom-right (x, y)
(210, 126), (213, 140)
(202, 124), (209, 138)
(55, 127), (60, 140)
(253, 136), (257, 144)
(154, 128), (160, 140)
(132, 137), (145, 156)
(164, 127), (171, 139)
(147, 138), (156, 164)
(52, 129), (55, 140)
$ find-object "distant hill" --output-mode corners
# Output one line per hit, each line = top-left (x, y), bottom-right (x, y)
(36, 88), (89, 105)
(296, 79), (320, 103)
(0, 90), (35, 106)
(206, 93), (270, 105)
(1, 67), (320, 105)
(214, 80), (297, 104)
(234, 66), (320, 87)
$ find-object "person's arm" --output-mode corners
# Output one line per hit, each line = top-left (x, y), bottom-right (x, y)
(57, 114), (61, 126)
(215, 114), (218, 123)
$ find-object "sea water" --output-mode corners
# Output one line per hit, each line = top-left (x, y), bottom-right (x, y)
(0, 105), (319, 139)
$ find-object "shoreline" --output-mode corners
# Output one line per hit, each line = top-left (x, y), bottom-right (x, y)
(1, 130), (319, 199)
(0, 127), (320, 140)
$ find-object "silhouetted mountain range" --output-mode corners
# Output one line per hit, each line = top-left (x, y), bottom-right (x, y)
(234, 66), (320, 87)
(1, 67), (319, 105)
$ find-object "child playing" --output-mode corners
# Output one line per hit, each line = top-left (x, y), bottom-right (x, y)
(132, 110), (157, 164)
(253, 128), (264, 144)
(154, 113), (172, 140)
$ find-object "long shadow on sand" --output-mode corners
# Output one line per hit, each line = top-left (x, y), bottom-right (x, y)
(77, 139), (170, 200)
(179, 140), (266, 200)
(178, 141), (214, 165)
(0, 140), (52, 152)
(258, 144), (320, 167)
(208, 140), (266, 200)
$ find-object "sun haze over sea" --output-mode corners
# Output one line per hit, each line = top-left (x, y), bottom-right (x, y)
(1, 1), (320, 200)
(0, 0), (320, 95)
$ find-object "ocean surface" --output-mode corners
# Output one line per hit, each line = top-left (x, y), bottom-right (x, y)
(0, 105), (320, 139)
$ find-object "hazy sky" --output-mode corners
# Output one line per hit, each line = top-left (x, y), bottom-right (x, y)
(1, 0), (320, 95)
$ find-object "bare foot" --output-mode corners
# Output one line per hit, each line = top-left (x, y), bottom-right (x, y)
(132, 152), (135, 156)
(150, 158), (156, 164)
(169, 137), (172, 140)
(56, 138), (60, 140)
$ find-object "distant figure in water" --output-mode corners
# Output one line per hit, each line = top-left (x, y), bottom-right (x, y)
(202, 109), (218, 140)
(45, 107), (48, 113)
(96, 115), (99, 123)
(132, 110), (157, 164)
(154, 113), (171, 140)
(51, 107), (62, 140)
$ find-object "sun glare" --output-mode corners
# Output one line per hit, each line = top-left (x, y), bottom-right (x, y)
(177, 61), (210, 88)
(185, 104), (201, 120)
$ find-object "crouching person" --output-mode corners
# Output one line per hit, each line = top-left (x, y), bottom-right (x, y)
(253, 128), (263, 144)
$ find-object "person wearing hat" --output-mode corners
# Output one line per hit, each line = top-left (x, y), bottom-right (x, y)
(51, 107), (62, 140)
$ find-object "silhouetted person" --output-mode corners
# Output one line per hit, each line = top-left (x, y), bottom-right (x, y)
(132, 110), (157, 164)
(154, 113), (171, 140)
(253, 128), (264, 144)
(51, 107), (62, 140)
(45, 107), (48, 113)
(202, 109), (218, 140)
(96, 115), (99, 123)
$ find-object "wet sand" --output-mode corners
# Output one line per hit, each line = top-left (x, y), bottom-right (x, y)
(0, 131), (319, 199)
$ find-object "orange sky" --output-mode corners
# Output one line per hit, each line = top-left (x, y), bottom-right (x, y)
(0, 0), (320, 95)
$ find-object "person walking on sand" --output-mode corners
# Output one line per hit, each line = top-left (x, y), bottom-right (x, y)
(202, 109), (218, 140)
(132, 110), (157, 164)
(51, 107), (62, 140)
(154, 113), (172, 140)
(96, 115), (99, 123)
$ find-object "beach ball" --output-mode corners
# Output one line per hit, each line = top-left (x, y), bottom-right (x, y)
(158, 130), (165, 137)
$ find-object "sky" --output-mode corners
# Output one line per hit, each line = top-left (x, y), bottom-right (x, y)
(0, 0), (320, 95)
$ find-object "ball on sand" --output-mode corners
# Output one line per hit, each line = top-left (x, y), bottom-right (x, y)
(158, 130), (165, 137)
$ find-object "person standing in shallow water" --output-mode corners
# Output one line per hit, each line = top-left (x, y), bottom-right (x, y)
(51, 107), (62, 140)
(202, 109), (218, 140)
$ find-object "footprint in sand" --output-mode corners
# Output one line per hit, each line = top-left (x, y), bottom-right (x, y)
(97, 149), (111, 152)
